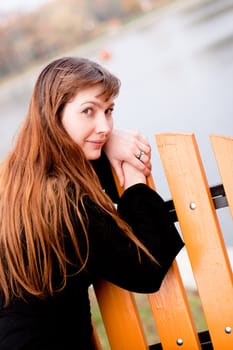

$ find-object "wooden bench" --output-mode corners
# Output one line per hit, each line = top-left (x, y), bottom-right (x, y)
(92, 133), (233, 350)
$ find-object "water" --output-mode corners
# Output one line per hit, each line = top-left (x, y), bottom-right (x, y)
(0, 0), (233, 247)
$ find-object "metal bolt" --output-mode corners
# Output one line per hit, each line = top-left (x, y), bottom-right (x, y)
(176, 338), (183, 346)
(225, 326), (232, 334)
(189, 202), (197, 210)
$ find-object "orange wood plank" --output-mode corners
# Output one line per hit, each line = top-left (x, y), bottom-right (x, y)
(210, 134), (233, 218)
(114, 168), (200, 349)
(146, 175), (201, 350)
(94, 281), (148, 350)
(148, 262), (201, 350)
(156, 133), (233, 349)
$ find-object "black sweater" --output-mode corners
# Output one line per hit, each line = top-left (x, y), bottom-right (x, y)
(0, 154), (184, 349)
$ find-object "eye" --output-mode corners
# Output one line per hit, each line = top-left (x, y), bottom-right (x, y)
(105, 108), (114, 117)
(82, 107), (93, 116)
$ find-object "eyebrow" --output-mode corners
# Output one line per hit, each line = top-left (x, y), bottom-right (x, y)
(81, 101), (115, 108)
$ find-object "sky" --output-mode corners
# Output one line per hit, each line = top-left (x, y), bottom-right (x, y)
(0, 0), (49, 14)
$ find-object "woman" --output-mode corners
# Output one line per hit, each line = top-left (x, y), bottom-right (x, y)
(0, 57), (184, 349)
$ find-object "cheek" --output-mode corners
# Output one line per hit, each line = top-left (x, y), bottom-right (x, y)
(62, 114), (81, 144)
(69, 129), (83, 144)
(62, 116), (74, 139)
(109, 118), (114, 132)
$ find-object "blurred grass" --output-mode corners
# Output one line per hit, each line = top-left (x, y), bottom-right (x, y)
(89, 287), (207, 350)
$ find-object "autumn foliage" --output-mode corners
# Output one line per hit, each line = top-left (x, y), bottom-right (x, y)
(0, 0), (144, 80)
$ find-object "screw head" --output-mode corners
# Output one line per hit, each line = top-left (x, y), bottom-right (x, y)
(176, 338), (183, 346)
(189, 202), (197, 210)
(225, 326), (232, 334)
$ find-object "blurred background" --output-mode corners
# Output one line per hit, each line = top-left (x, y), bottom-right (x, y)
(0, 0), (233, 281)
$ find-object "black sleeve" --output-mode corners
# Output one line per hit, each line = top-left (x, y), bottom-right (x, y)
(85, 183), (184, 293)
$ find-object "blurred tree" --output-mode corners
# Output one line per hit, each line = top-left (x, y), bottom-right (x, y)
(0, 0), (143, 80)
(87, 0), (141, 21)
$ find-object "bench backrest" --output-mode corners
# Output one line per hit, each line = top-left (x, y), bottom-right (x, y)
(92, 133), (233, 350)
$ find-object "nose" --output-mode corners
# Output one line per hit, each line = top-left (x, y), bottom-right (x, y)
(95, 114), (112, 135)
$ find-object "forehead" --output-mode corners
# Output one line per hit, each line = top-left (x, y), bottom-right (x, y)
(73, 84), (115, 104)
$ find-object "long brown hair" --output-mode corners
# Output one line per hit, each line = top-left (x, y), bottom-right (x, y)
(0, 57), (154, 306)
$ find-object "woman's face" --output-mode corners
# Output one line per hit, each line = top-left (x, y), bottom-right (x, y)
(62, 84), (114, 160)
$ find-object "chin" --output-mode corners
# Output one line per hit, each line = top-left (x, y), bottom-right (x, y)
(86, 151), (102, 160)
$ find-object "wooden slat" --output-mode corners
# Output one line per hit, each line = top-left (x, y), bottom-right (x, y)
(210, 135), (233, 218)
(156, 133), (233, 349)
(94, 281), (148, 350)
(147, 175), (201, 349)
(148, 262), (200, 350)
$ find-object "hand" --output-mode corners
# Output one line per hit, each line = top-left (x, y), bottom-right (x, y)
(122, 161), (146, 190)
(103, 129), (152, 187)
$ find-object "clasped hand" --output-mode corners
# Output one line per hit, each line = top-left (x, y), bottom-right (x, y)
(103, 129), (152, 188)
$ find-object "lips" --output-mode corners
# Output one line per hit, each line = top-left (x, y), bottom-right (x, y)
(87, 140), (105, 148)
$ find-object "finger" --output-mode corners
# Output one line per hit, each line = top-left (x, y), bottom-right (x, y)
(142, 166), (152, 177)
(144, 161), (152, 172)
(136, 133), (150, 147)
(139, 153), (152, 173)
(132, 130), (149, 144)
(137, 141), (151, 156)
(134, 151), (151, 168)
(138, 153), (152, 171)
(129, 130), (151, 152)
(129, 155), (146, 171)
